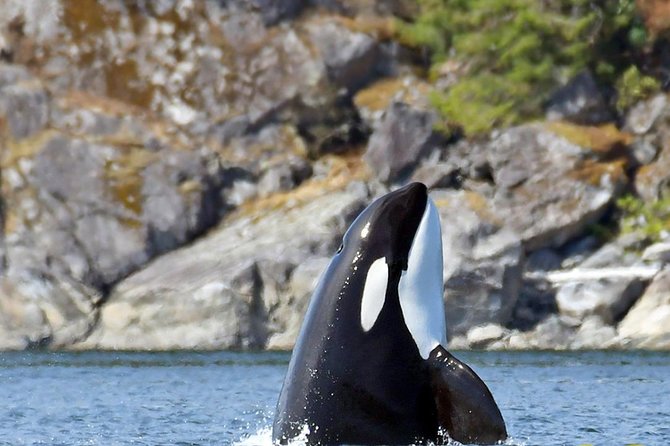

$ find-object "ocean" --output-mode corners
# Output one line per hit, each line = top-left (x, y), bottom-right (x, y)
(0, 350), (668, 445)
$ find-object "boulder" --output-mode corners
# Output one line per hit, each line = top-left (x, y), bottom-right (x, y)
(620, 93), (670, 199)
(507, 315), (578, 350)
(364, 102), (442, 183)
(624, 94), (667, 135)
(78, 162), (370, 350)
(629, 136), (659, 166)
(484, 123), (627, 250)
(353, 76), (433, 129)
(0, 74), (227, 349)
(618, 267), (670, 349)
(3, 129), (223, 289)
(635, 136), (670, 201)
(642, 242), (670, 263)
(306, 18), (380, 92)
(0, 270), (100, 349)
(555, 240), (647, 324)
(466, 323), (508, 349)
(218, 124), (313, 203)
(556, 279), (644, 324)
(571, 316), (618, 349)
(433, 190), (523, 337)
(546, 71), (614, 125)
(412, 159), (461, 190)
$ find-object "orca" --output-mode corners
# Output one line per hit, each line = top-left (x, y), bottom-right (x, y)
(272, 182), (507, 445)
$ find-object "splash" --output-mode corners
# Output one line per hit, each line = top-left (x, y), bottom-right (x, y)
(234, 424), (524, 446)
(234, 426), (273, 446)
(235, 424), (311, 446)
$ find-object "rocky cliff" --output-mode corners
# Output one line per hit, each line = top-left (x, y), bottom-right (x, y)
(1, 0), (669, 351)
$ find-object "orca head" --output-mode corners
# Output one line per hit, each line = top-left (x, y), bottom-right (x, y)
(336, 182), (447, 359)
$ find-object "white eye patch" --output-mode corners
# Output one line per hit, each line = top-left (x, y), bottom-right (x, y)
(360, 257), (388, 332)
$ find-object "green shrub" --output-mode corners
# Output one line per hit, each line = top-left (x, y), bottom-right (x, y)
(398, 0), (657, 135)
(615, 66), (661, 112)
(617, 194), (670, 243)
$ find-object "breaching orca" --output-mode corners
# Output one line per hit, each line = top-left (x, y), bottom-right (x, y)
(273, 182), (507, 445)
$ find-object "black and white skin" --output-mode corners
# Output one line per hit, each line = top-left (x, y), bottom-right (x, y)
(273, 182), (507, 445)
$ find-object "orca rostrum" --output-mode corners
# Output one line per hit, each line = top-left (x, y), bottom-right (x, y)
(273, 182), (507, 445)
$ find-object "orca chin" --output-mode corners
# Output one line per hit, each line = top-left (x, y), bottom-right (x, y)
(272, 182), (507, 445)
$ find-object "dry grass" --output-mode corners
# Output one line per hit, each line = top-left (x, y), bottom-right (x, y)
(233, 152), (370, 220)
(568, 159), (627, 187)
(546, 122), (633, 156)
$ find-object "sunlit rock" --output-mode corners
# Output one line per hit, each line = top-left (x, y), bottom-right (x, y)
(618, 267), (670, 349)
(466, 324), (508, 349)
(635, 137), (670, 201)
(0, 270), (100, 349)
(486, 123), (628, 250)
(555, 240), (647, 324)
(432, 190), (523, 337)
(79, 163), (370, 350)
(364, 102), (443, 183)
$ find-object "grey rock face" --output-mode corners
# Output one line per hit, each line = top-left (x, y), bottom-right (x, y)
(412, 158), (461, 190)
(365, 102), (441, 183)
(218, 124), (313, 204)
(556, 280), (645, 325)
(486, 124), (625, 250)
(0, 68), (229, 349)
(621, 93), (670, 200)
(248, 0), (307, 25)
(555, 241), (646, 324)
(265, 257), (330, 349)
(571, 316), (618, 349)
(507, 315), (577, 350)
(5, 132), (222, 289)
(642, 242), (670, 263)
(0, 270), (100, 350)
(629, 137), (659, 166)
(0, 73), (50, 139)
(354, 76), (434, 130)
(466, 323), (508, 349)
(635, 137), (670, 201)
(433, 190), (523, 337)
(9, 2), (345, 137)
(625, 94), (668, 135)
(307, 18), (380, 92)
(546, 71), (613, 125)
(618, 267), (670, 349)
(79, 185), (368, 350)
(3, 1), (670, 353)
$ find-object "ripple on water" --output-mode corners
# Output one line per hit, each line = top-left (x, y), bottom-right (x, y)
(0, 350), (668, 445)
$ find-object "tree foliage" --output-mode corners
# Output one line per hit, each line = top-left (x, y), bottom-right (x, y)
(398, 0), (661, 135)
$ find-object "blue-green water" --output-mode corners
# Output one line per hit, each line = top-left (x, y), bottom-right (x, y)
(0, 351), (668, 445)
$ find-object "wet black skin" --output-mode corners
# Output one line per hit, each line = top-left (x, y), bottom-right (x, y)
(272, 182), (507, 445)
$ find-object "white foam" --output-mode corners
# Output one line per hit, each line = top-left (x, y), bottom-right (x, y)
(235, 425), (313, 446)
(234, 426), (273, 446)
(398, 198), (447, 359)
(233, 424), (523, 446)
(360, 257), (388, 332)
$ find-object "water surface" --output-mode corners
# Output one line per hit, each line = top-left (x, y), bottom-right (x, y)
(0, 350), (667, 445)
